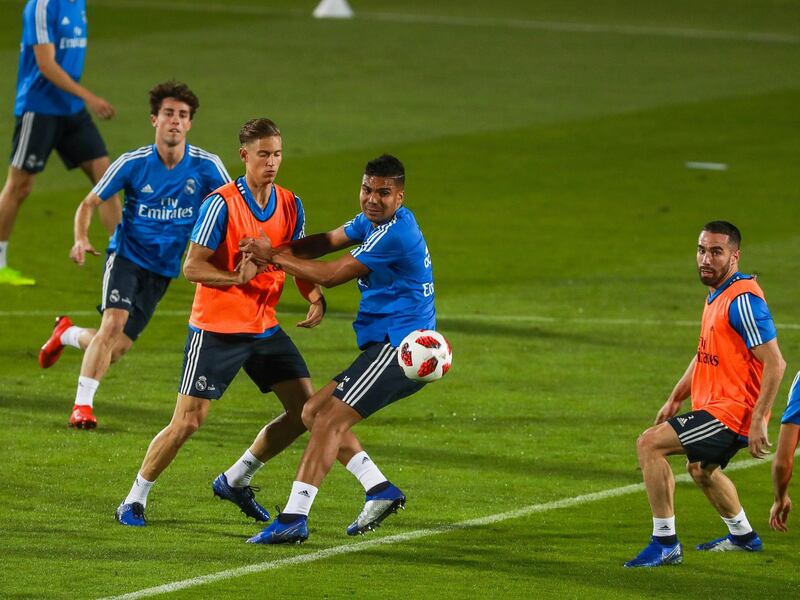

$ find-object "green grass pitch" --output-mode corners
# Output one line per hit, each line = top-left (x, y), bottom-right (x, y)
(0, 0), (799, 597)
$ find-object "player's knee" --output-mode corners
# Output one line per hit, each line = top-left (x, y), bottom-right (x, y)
(99, 312), (128, 339)
(4, 176), (33, 203)
(170, 418), (201, 441)
(635, 429), (656, 457)
(301, 402), (319, 430)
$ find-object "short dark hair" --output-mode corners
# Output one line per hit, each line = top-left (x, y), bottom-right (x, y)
(149, 80), (199, 119)
(365, 154), (405, 187)
(239, 118), (281, 145)
(703, 220), (741, 248)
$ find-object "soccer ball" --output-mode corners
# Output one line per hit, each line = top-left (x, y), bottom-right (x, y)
(397, 329), (453, 382)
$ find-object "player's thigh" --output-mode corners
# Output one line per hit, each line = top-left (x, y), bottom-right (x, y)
(668, 409), (746, 469)
(270, 377), (315, 416)
(9, 112), (57, 173)
(55, 109), (108, 171)
(332, 342), (425, 419)
(178, 329), (252, 400)
(169, 393), (212, 430)
(243, 329), (311, 396)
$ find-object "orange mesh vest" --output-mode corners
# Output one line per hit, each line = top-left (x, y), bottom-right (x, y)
(691, 277), (766, 436)
(189, 180), (298, 334)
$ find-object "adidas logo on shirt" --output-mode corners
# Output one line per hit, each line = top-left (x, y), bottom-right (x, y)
(61, 16), (70, 25)
(140, 184), (154, 193)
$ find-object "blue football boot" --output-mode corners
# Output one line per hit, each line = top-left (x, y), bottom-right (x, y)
(115, 502), (146, 527)
(624, 537), (683, 567)
(346, 483), (406, 536)
(247, 514), (308, 544)
(212, 473), (270, 522)
(696, 533), (763, 552)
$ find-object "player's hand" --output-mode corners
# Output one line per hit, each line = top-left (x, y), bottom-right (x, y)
(770, 495), (792, 532)
(234, 253), (258, 285)
(654, 399), (680, 425)
(239, 231), (274, 265)
(747, 418), (771, 458)
(69, 239), (100, 266)
(297, 297), (326, 329)
(86, 94), (115, 120)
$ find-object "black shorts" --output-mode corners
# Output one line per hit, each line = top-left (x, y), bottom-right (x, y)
(332, 341), (426, 419)
(668, 410), (748, 469)
(178, 327), (310, 400)
(96, 253), (170, 341)
(10, 109), (107, 173)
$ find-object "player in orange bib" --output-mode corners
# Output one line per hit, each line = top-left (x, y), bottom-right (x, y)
(114, 119), (384, 527)
(625, 221), (786, 567)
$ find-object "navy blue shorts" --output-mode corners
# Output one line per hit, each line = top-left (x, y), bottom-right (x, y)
(332, 341), (426, 418)
(178, 327), (310, 400)
(96, 253), (170, 341)
(668, 410), (748, 469)
(10, 109), (107, 173)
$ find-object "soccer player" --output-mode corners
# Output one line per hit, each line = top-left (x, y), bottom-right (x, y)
(243, 154), (436, 544)
(0, 0), (120, 286)
(625, 221), (786, 567)
(37, 81), (230, 429)
(769, 371), (800, 532)
(114, 118), (384, 528)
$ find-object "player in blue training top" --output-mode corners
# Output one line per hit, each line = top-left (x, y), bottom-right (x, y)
(0, 0), (120, 286)
(38, 81), (231, 429)
(240, 154), (437, 544)
(770, 371), (800, 532)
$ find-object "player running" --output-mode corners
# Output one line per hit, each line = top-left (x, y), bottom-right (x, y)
(1, 0), (120, 286)
(242, 154), (437, 544)
(625, 221), (786, 567)
(38, 81), (230, 429)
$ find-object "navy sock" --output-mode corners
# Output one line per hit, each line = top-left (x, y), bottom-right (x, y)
(366, 481), (391, 495)
(732, 530), (757, 544)
(655, 534), (678, 546)
(278, 512), (304, 524)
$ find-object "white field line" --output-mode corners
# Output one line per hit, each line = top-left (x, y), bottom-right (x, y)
(77, 0), (800, 45)
(2, 310), (799, 330)
(98, 455), (775, 600)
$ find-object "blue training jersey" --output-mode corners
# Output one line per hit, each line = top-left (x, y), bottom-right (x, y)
(93, 143), (231, 278)
(780, 371), (800, 426)
(15, 0), (88, 116)
(344, 206), (436, 348)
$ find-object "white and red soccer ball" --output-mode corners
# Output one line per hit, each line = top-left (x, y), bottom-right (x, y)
(397, 329), (453, 382)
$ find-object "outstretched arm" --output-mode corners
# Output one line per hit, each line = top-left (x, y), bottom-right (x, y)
(33, 44), (115, 119)
(655, 356), (696, 424)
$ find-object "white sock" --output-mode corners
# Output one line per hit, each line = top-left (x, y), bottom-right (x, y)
(124, 474), (154, 507)
(75, 376), (99, 407)
(0, 241), (7, 269)
(652, 516), (676, 537)
(346, 451), (388, 492)
(60, 326), (87, 349)
(723, 508), (753, 536)
(224, 450), (264, 487)
(283, 481), (318, 516)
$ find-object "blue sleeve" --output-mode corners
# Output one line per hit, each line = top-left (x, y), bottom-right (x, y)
(291, 195), (305, 241)
(91, 153), (134, 201)
(728, 293), (777, 349)
(781, 372), (800, 425)
(203, 153), (231, 189)
(23, 0), (57, 45)
(343, 213), (369, 243)
(191, 194), (227, 250)
(350, 225), (400, 272)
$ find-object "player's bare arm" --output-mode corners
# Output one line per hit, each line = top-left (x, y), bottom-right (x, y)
(69, 192), (104, 265)
(770, 423), (800, 532)
(240, 226), (354, 266)
(747, 339), (786, 458)
(33, 44), (115, 119)
(273, 251), (369, 289)
(655, 356), (697, 424)
(294, 278), (326, 329)
(183, 242), (256, 287)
